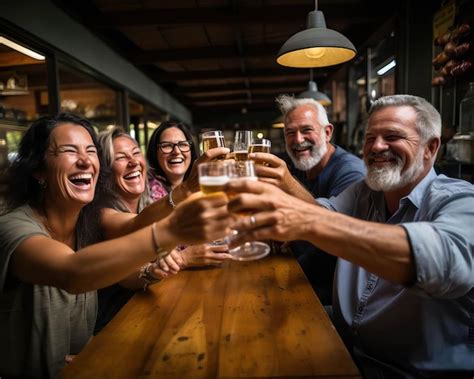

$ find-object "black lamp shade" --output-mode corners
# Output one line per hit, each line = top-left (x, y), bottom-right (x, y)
(297, 80), (332, 106)
(277, 10), (356, 68)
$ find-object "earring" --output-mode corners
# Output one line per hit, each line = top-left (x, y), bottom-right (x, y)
(38, 179), (47, 189)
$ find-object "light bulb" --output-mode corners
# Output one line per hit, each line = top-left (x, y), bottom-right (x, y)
(304, 47), (326, 59)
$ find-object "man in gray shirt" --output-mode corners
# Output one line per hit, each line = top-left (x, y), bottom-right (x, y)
(228, 95), (474, 377)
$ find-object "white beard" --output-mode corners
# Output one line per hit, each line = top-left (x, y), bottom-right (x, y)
(286, 132), (328, 171)
(364, 149), (425, 191)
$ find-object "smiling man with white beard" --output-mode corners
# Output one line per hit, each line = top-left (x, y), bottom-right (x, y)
(227, 94), (474, 378)
(249, 95), (365, 305)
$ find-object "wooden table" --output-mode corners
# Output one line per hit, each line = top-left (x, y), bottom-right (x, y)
(59, 254), (361, 379)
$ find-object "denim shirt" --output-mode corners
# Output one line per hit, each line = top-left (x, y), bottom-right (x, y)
(318, 169), (474, 375)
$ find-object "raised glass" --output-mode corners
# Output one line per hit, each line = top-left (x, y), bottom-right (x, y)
(233, 130), (252, 162)
(248, 138), (271, 154)
(227, 160), (270, 261)
(201, 130), (225, 153)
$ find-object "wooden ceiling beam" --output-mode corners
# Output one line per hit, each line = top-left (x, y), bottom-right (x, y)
(173, 81), (309, 94)
(151, 68), (316, 82)
(190, 98), (276, 106)
(90, 5), (380, 28)
(130, 44), (280, 64)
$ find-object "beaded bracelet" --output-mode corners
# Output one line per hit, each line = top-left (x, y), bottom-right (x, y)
(138, 262), (161, 291)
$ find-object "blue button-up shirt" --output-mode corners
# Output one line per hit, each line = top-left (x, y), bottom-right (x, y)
(318, 169), (474, 375)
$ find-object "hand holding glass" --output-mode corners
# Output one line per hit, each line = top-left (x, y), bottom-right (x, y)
(201, 130), (226, 159)
(227, 160), (270, 261)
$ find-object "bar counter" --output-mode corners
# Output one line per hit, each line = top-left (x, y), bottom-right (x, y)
(59, 254), (361, 378)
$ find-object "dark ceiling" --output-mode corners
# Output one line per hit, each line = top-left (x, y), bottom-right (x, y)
(53, 0), (399, 128)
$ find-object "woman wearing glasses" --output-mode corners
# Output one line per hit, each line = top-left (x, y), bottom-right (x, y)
(146, 122), (232, 265)
(146, 121), (197, 201)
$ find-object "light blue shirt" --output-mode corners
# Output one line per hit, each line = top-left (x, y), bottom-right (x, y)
(318, 169), (474, 376)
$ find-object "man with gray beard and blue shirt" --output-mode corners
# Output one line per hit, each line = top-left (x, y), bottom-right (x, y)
(250, 95), (365, 304)
(229, 95), (474, 377)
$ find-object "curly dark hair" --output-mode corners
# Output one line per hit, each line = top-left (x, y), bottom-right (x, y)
(146, 120), (198, 184)
(0, 113), (112, 247)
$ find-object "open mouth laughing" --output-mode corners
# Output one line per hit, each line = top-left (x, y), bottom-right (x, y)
(292, 142), (314, 156)
(167, 157), (185, 166)
(123, 170), (142, 182)
(68, 173), (93, 188)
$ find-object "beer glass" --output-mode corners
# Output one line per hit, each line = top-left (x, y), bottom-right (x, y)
(198, 161), (231, 247)
(248, 138), (271, 154)
(198, 161), (230, 194)
(233, 130), (252, 162)
(227, 160), (271, 261)
(201, 130), (226, 154)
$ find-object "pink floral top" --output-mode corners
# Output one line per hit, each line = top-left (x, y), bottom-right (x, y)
(148, 173), (170, 201)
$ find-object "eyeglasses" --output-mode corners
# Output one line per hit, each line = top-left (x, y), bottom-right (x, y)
(158, 140), (192, 154)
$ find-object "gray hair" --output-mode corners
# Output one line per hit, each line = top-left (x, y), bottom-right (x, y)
(276, 94), (330, 127)
(368, 95), (441, 142)
(97, 127), (152, 213)
(98, 128), (136, 168)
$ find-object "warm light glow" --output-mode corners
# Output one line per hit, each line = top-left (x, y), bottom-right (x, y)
(272, 122), (285, 129)
(256, 132), (264, 139)
(304, 47), (326, 59)
(147, 122), (160, 130)
(0, 36), (45, 60)
(377, 60), (396, 76)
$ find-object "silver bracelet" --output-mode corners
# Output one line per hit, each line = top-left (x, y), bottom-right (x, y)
(167, 189), (176, 209)
(138, 262), (161, 291)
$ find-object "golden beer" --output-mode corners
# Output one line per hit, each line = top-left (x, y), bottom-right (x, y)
(248, 144), (270, 154)
(199, 176), (230, 194)
(202, 136), (225, 152)
(234, 150), (249, 161)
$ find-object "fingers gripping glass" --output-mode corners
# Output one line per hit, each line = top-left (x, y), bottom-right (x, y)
(227, 160), (270, 261)
(158, 141), (192, 154)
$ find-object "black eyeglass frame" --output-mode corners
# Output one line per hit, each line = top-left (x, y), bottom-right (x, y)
(157, 140), (193, 154)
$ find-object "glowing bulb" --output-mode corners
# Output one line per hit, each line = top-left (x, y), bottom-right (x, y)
(257, 132), (264, 139)
(304, 47), (326, 59)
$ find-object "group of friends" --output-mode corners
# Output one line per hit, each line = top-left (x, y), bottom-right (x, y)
(0, 94), (472, 378)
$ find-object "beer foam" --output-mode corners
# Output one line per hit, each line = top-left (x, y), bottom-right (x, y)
(199, 176), (230, 185)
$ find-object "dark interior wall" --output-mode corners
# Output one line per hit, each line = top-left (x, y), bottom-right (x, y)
(397, 0), (442, 100)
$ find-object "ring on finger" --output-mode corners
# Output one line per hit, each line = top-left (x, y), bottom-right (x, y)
(249, 215), (256, 227)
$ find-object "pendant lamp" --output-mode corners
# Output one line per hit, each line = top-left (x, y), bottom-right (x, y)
(297, 69), (332, 106)
(277, 0), (356, 68)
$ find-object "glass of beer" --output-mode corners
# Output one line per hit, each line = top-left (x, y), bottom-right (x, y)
(201, 130), (226, 154)
(248, 138), (271, 154)
(198, 161), (230, 194)
(233, 130), (252, 162)
(227, 160), (271, 261)
(198, 161), (231, 247)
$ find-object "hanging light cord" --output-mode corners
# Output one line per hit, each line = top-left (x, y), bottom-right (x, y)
(314, 0), (318, 11)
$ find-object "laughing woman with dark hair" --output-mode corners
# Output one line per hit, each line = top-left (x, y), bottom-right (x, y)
(0, 114), (232, 378)
(146, 121), (232, 268)
(146, 121), (198, 201)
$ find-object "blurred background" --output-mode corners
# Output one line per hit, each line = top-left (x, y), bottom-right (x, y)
(0, 0), (473, 181)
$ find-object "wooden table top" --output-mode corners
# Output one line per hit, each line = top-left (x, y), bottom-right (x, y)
(59, 254), (361, 379)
